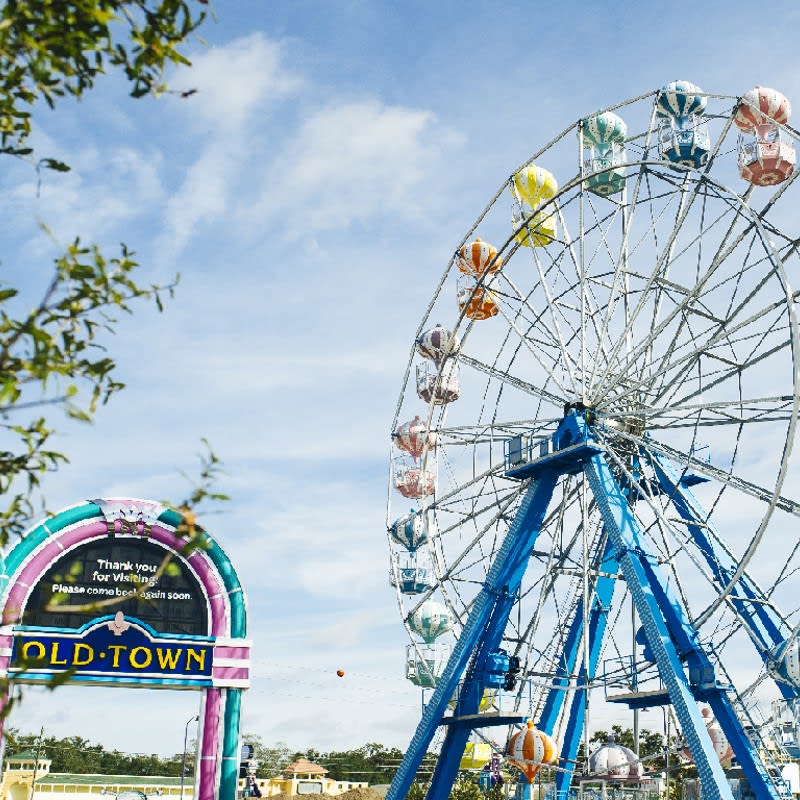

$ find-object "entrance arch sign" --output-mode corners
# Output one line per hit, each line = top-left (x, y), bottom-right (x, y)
(0, 498), (249, 800)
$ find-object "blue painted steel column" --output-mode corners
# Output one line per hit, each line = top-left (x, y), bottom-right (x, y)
(572, 414), (777, 799)
(651, 454), (797, 701)
(574, 436), (734, 797)
(552, 543), (618, 800)
(386, 473), (558, 800)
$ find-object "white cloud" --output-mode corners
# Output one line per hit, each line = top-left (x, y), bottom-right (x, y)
(178, 33), (302, 136)
(157, 33), (303, 261)
(249, 100), (464, 238)
(1, 145), (165, 253)
(154, 32), (465, 266)
(159, 142), (234, 256)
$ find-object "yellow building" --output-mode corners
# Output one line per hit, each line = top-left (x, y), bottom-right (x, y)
(244, 757), (368, 798)
(0, 751), (192, 799)
(1, 753), (368, 800)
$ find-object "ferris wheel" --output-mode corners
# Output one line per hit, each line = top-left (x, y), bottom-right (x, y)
(385, 82), (800, 800)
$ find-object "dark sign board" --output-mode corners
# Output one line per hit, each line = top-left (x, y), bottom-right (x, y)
(23, 538), (209, 636)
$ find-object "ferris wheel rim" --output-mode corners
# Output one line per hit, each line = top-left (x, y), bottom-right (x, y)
(389, 85), (798, 428)
(388, 88), (800, 739)
(394, 159), (799, 429)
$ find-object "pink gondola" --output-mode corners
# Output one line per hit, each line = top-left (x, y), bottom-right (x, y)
(393, 415), (438, 459)
(735, 87), (795, 186)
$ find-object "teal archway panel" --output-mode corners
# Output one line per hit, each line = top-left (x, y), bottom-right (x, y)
(0, 498), (250, 800)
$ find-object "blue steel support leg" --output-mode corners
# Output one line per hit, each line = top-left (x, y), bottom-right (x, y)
(535, 579), (589, 734)
(578, 443), (736, 797)
(577, 418), (779, 800)
(553, 543), (618, 800)
(428, 585), (523, 800)
(652, 454), (796, 701)
(386, 473), (558, 800)
(632, 541), (781, 799)
(428, 602), (518, 795)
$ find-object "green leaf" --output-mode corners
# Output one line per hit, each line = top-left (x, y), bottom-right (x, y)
(39, 158), (70, 172)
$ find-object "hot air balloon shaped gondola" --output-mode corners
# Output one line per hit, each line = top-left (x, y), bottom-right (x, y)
(582, 111), (627, 196)
(657, 80), (711, 170)
(406, 600), (454, 688)
(735, 86), (796, 186)
(511, 165), (558, 247)
(457, 280), (500, 321)
(389, 509), (432, 551)
(457, 238), (503, 278)
(506, 721), (558, 800)
(390, 550), (432, 595)
(392, 458), (436, 499)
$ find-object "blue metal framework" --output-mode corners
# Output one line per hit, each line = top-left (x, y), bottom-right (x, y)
(386, 410), (791, 800)
(651, 455), (799, 702)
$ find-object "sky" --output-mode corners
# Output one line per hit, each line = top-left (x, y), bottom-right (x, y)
(5, 0), (800, 767)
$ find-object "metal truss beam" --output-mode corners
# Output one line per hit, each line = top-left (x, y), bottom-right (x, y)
(386, 473), (558, 800)
(651, 453), (796, 701)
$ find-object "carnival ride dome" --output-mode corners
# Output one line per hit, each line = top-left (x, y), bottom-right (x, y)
(588, 736), (643, 780)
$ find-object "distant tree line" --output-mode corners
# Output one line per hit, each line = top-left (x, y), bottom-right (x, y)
(6, 729), (187, 776)
(9, 724), (688, 798)
(241, 737), (438, 783)
(6, 731), (434, 782)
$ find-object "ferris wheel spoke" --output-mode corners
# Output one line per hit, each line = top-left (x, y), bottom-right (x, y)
(595, 170), (712, 370)
(517, 221), (626, 373)
(496, 270), (582, 388)
(607, 428), (800, 517)
(558, 200), (633, 394)
(638, 172), (701, 377)
(433, 477), (520, 525)
(588, 171), (689, 393)
(643, 395), (794, 429)
(659, 325), (788, 412)
(625, 207), (760, 398)
(435, 423), (563, 450)
(655, 319), (781, 409)
(609, 289), (791, 410)
(599, 245), (794, 410)
(591, 178), (756, 402)
(632, 183), (707, 396)
(655, 242), (791, 394)
(458, 310), (570, 405)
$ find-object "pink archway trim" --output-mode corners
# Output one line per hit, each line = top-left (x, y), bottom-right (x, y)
(1, 516), (237, 800)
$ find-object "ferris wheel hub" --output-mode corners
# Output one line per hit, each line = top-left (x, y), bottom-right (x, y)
(562, 400), (595, 422)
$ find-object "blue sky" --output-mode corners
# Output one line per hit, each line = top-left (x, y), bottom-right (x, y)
(6, 0), (800, 762)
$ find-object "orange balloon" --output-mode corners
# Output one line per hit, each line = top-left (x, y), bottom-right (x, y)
(336, 669), (345, 678)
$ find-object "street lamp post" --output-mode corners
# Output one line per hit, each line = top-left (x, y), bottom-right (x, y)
(180, 715), (199, 800)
